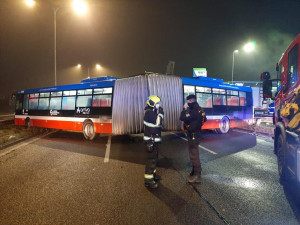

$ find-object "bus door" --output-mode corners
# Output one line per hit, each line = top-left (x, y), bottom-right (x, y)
(15, 93), (24, 115)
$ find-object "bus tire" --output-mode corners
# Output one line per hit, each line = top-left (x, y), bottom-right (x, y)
(25, 118), (31, 129)
(82, 120), (98, 140)
(216, 116), (230, 134)
(277, 134), (287, 184)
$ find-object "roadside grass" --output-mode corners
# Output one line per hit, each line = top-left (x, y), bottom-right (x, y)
(0, 125), (47, 147)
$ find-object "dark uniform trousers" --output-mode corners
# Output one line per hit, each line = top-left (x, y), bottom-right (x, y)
(144, 142), (159, 183)
(187, 131), (202, 174)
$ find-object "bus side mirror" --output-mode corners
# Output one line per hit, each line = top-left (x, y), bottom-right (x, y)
(260, 72), (272, 98)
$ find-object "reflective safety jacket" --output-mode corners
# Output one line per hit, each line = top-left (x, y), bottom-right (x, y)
(143, 106), (164, 142)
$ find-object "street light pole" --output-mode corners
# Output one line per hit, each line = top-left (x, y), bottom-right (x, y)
(232, 50), (238, 82)
(54, 8), (59, 86)
(26, 1), (88, 86)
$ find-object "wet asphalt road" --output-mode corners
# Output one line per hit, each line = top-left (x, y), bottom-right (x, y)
(1, 129), (300, 225)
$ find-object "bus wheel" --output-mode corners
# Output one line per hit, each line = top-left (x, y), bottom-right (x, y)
(277, 134), (287, 184)
(25, 118), (31, 129)
(82, 120), (98, 140)
(216, 116), (230, 134)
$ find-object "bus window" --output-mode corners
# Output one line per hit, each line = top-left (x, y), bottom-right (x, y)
(62, 96), (76, 110)
(63, 90), (76, 96)
(196, 86), (211, 93)
(213, 88), (226, 105)
(40, 92), (50, 97)
(51, 91), (62, 97)
(23, 94), (29, 110)
(288, 44), (298, 88)
(227, 90), (239, 106)
(213, 94), (226, 105)
(227, 96), (239, 106)
(239, 92), (246, 106)
(183, 85), (195, 101)
(196, 93), (212, 108)
(94, 88), (113, 94)
(226, 90), (238, 96)
(93, 95), (112, 107)
(77, 95), (92, 107)
(29, 95), (39, 110)
(38, 98), (50, 110)
(30, 93), (39, 98)
(77, 89), (92, 95)
(15, 94), (23, 110)
(50, 97), (62, 110)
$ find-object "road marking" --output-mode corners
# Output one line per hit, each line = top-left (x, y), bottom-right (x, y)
(0, 131), (56, 157)
(104, 135), (112, 163)
(170, 132), (217, 155)
(198, 144), (217, 155)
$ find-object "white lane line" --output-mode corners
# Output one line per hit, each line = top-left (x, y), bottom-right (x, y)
(104, 135), (112, 163)
(170, 132), (218, 155)
(198, 144), (217, 155)
(0, 131), (57, 157)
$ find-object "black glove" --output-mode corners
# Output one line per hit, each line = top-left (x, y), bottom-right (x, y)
(158, 107), (164, 115)
(145, 139), (154, 152)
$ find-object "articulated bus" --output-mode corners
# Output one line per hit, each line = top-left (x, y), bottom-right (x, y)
(14, 74), (253, 140)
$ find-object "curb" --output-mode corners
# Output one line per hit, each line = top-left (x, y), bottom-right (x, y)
(0, 129), (55, 151)
(0, 119), (14, 126)
(0, 135), (38, 151)
(0, 131), (57, 157)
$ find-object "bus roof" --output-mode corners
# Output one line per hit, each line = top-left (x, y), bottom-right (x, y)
(17, 76), (119, 94)
(181, 76), (252, 92)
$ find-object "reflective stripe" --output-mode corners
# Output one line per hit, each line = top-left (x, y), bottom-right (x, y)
(156, 116), (161, 127)
(144, 174), (154, 179)
(143, 136), (162, 142)
(144, 121), (160, 128)
(158, 113), (164, 119)
(153, 169), (157, 173)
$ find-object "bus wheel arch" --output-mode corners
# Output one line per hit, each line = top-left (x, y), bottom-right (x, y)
(25, 117), (31, 128)
(82, 119), (98, 140)
(216, 116), (230, 134)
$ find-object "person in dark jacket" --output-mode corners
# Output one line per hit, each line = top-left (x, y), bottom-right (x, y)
(143, 95), (164, 189)
(180, 94), (206, 183)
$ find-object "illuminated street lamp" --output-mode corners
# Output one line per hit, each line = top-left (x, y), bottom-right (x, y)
(77, 64), (102, 79)
(25, 0), (35, 7)
(243, 42), (256, 52)
(73, 0), (88, 15)
(231, 42), (256, 82)
(25, 0), (88, 86)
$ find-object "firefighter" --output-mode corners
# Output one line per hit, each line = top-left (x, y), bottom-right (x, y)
(143, 95), (164, 189)
(180, 94), (206, 183)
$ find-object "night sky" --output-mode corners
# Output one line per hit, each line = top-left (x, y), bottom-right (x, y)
(1, 0), (300, 97)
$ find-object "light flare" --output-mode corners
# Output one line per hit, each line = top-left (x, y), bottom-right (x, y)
(73, 0), (88, 15)
(25, 0), (35, 7)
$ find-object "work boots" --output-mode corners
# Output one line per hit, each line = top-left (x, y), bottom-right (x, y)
(145, 181), (159, 189)
(154, 173), (161, 181)
(187, 172), (201, 183)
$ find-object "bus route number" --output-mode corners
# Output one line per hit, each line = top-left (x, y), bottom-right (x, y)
(76, 107), (91, 115)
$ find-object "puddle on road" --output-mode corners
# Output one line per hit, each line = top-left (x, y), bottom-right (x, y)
(204, 174), (263, 190)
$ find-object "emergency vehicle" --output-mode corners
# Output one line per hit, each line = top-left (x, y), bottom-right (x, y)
(261, 34), (300, 192)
